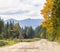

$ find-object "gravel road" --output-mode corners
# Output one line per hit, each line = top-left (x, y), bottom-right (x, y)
(0, 39), (60, 52)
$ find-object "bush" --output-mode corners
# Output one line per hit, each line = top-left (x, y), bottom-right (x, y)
(0, 41), (8, 46)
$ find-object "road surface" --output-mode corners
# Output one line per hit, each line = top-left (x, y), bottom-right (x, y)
(0, 39), (60, 52)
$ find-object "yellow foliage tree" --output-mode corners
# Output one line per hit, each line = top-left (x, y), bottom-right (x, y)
(41, 0), (55, 40)
(41, 0), (53, 20)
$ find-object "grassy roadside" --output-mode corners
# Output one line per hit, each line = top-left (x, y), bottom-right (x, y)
(0, 38), (40, 47)
(0, 39), (19, 47)
(20, 38), (40, 42)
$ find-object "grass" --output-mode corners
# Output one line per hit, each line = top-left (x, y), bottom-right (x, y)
(0, 39), (19, 47)
(20, 38), (40, 42)
(0, 38), (40, 47)
(6, 40), (19, 46)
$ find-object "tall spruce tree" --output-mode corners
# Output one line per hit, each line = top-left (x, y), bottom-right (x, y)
(51, 0), (60, 40)
(26, 27), (34, 38)
(0, 18), (4, 34)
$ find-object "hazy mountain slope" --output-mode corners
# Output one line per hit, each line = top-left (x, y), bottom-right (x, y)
(5, 18), (43, 28)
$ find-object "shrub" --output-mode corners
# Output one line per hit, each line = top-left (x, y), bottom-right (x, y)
(0, 41), (8, 46)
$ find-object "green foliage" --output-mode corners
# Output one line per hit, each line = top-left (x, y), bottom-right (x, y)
(35, 26), (41, 38)
(0, 39), (20, 47)
(40, 27), (46, 39)
(41, 0), (60, 42)
(0, 41), (7, 47)
(26, 27), (34, 38)
(0, 18), (41, 40)
(51, 0), (60, 41)
(0, 18), (4, 34)
(0, 18), (43, 46)
(20, 38), (40, 42)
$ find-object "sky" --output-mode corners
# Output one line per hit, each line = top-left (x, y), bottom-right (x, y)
(0, 0), (46, 20)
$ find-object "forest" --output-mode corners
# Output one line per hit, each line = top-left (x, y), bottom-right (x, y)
(0, 18), (44, 46)
(0, 18), (45, 40)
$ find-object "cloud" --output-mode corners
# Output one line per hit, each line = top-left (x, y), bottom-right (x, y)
(0, 0), (46, 20)
(0, 10), (30, 15)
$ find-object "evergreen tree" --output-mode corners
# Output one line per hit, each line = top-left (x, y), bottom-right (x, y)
(51, 0), (60, 40)
(13, 23), (20, 39)
(35, 26), (41, 38)
(0, 18), (4, 34)
(4, 22), (10, 39)
(24, 27), (29, 38)
(9, 20), (14, 39)
(26, 27), (34, 38)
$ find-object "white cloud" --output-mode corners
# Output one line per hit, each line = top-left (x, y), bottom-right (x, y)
(0, 0), (46, 20)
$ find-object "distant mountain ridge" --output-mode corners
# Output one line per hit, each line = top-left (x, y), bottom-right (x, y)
(4, 18), (44, 29)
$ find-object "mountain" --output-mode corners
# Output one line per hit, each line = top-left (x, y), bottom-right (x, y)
(4, 18), (44, 29)
(5, 18), (19, 23)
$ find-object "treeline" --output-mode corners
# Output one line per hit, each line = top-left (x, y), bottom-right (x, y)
(0, 18), (44, 40)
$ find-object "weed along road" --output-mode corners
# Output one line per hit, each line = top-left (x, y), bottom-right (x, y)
(0, 39), (60, 52)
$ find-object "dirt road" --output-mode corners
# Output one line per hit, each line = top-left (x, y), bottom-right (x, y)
(0, 39), (60, 52)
